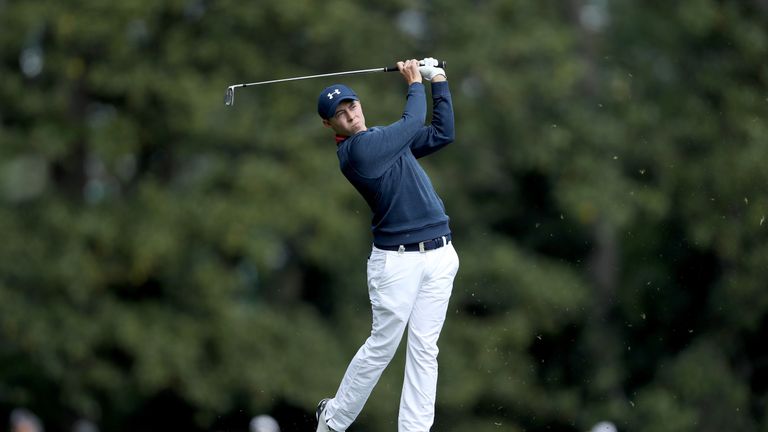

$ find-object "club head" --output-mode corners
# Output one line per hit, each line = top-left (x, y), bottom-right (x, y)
(224, 86), (235, 106)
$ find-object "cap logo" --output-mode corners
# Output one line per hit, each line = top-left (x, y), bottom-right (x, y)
(327, 89), (341, 99)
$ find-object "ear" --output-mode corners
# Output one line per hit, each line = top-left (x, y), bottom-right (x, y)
(322, 118), (333, 129)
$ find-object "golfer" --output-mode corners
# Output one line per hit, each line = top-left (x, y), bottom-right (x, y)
(314, 58), (459, 432)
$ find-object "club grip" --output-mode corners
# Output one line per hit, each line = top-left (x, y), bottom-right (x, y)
(384, 60), (447, 72)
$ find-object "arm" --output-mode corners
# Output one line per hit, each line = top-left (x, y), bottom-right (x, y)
(409, 80), (455, 159)
(347, 60), (428, 176)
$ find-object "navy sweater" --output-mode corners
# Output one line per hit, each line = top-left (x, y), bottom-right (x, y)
(337, 81), (455, 246)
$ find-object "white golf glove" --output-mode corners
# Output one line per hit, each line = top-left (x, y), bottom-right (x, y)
(419, 57), (446, 81)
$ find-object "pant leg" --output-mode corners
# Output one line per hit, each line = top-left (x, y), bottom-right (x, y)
(399, 243), (459, 432)
(326, 247), (423, 431)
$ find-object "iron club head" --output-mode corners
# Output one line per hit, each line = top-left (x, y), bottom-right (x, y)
(224, 86), (236, 106)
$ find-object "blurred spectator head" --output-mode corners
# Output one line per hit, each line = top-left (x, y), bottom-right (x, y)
(249, 414), (280, 432)
(71, 419), (99, 432)
(10, 408), (44, 432)
(590, 421), (618, 432)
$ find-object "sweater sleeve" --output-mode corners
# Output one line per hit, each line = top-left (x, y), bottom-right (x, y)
(408, 81), (455, 159)
(347, 83), (427, 177)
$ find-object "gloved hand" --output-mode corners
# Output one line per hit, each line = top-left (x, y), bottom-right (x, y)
(419, 57), (446, 81)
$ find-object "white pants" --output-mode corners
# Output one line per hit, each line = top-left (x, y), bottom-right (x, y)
(325, 242), (459, 432)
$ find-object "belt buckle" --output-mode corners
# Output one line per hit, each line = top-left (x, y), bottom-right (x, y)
(418, 241), (426, 253)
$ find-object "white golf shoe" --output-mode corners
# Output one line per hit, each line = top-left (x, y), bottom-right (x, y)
(315, 398), (336, 432)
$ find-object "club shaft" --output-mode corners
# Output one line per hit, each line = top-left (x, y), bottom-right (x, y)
(224, 60), (447, 106)
(232, 60), (447, 88)
(234, 67), (385, 88)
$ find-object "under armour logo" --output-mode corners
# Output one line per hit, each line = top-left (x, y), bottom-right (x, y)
(327, 89), (341, 99)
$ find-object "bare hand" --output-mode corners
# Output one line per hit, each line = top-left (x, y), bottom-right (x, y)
(397, 59), (422, 85)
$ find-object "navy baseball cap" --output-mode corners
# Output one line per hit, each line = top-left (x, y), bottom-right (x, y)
(318, 84), (358, 119)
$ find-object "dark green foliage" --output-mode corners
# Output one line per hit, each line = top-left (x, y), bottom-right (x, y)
(1, 1), (767, 431)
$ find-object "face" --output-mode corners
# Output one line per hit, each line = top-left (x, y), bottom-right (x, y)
(323, 99), (367, 137)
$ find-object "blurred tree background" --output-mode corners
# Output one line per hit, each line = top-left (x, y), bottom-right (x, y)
(1, 0), (767, 431)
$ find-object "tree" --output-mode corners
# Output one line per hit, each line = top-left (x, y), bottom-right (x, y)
(1, 0), (767, 431)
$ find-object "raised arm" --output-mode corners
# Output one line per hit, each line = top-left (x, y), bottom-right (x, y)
(346, 60), (428, 176)
(409, 58), (454, 158)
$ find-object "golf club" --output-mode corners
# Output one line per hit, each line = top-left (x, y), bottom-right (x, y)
(224, 60), (447, 106)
